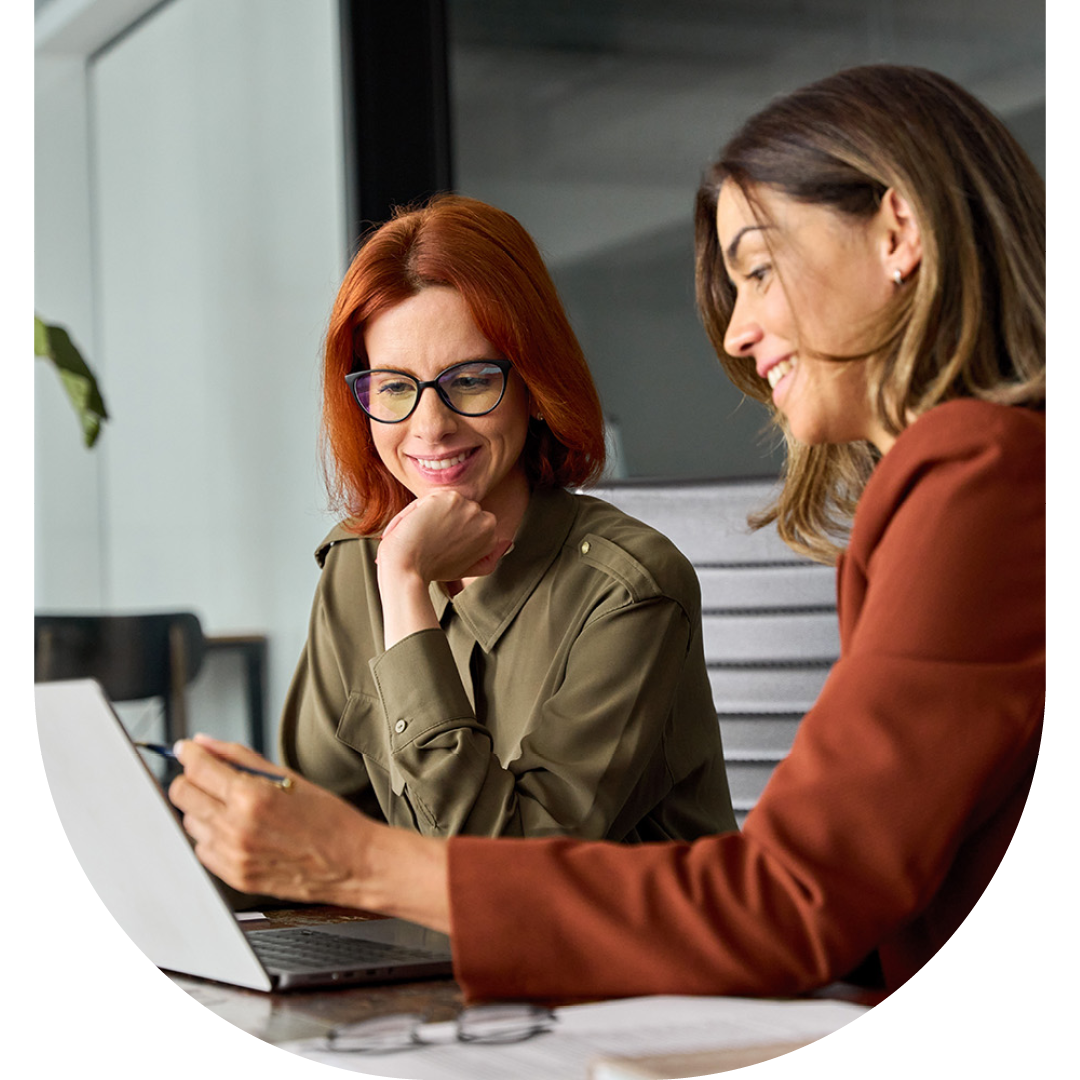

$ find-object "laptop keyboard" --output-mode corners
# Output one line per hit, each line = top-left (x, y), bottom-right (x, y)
(249, 927), (443, 973)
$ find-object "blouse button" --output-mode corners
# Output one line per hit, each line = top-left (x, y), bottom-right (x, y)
(394, 719), (407, 734)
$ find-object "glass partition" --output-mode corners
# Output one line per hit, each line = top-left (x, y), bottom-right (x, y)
(447, 0), (1045, 479)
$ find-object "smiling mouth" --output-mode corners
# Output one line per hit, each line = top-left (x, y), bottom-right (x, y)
(412, 449), (474, 471)
(766, 357), (796, 390)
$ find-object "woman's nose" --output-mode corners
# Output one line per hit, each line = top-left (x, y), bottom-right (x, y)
(410, 384), (458, 440)
(723, 298), (763, 358)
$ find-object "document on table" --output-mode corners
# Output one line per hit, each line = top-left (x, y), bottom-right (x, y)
(302, 993), (803, 1080)
(279, 994), (869, 1080)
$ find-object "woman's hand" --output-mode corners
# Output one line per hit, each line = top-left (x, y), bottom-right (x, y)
(168, 735), (375, 905)
(168, 735), (452, 932)
(377, 490), (510, 584)
(376, 491), (513, 649)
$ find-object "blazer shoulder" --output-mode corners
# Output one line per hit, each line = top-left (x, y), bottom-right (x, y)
(866, 401), (1044, 510)
(892, 400), (1043, 465)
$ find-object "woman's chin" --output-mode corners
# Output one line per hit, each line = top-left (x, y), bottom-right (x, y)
(783, 413), (829, 447)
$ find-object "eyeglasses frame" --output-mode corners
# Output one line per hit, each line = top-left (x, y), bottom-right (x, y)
(345, 358), (515, 424)
(321, 1002), (555, 1054)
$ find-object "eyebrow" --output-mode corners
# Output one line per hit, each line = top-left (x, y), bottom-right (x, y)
(724, 224), (772, 264)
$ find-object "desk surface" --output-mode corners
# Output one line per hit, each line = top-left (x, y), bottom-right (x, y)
(154, 907), (1080, 1049)
(168, 906), (463, 1045)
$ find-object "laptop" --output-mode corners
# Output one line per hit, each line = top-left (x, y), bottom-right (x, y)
(35, 678), (455, 991)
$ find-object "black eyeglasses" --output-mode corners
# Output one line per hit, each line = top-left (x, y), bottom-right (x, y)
(320, 1003), (555, 1053)
(345, 359), (513, 423)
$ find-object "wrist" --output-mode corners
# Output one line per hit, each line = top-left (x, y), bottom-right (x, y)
(379, 565), (440, 650)
(340, 821), (451, 934)
(377, 555), (429, 590)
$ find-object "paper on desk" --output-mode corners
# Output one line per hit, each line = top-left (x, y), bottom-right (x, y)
(295, 993), (1080, 1080)
(298, 993), (842, 1080)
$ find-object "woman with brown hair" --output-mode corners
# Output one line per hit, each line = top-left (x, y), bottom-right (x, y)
(273, 194), (734, 843)
(171, 65), (1044, 1001)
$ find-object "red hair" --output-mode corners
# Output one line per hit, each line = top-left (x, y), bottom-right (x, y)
(322, 195), (606, 534)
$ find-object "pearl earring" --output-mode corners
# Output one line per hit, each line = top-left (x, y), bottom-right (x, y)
(892, 269), (904, 286)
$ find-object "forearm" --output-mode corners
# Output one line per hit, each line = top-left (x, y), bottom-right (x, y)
(378, 565), (440, 650)
(335, 821), (452, 934)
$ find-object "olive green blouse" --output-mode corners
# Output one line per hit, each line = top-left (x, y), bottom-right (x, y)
(278, 486), (735, 841)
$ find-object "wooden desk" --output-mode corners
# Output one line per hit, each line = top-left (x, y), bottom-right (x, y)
(154, 902), (1080, 1045)
(167, 906), (463, 1045)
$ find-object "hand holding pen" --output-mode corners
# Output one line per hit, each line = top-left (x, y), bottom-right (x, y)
(166, 733), (390, 908)
(137, 740), (294, 789)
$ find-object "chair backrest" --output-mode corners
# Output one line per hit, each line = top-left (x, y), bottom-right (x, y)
(34, 612), (207, 743)
(586, 478), (839, 823)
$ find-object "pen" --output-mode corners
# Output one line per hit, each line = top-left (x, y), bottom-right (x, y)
(135, 742), (294, 789)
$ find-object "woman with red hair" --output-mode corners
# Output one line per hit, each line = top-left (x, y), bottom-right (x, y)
(275, 194), (735, 842)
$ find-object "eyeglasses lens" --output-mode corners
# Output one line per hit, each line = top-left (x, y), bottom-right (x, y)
(436, 362), (506, 415)
(355, 362), (507, 422)
(457, 1003), (555, 1043)
(325, 1012), (425, 1053)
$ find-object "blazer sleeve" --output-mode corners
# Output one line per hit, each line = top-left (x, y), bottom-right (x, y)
(446, 407), (1045, 1000)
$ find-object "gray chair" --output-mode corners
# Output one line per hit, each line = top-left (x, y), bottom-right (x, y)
(586, 478), (839, 825)
(34, 612), (207, 745)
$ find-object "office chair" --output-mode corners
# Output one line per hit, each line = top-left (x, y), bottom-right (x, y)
(34, 612), (207, 745)
(586, 478), (840, 825)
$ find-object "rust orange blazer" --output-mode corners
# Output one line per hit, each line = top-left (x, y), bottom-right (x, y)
(447, 399), (1045, 1000)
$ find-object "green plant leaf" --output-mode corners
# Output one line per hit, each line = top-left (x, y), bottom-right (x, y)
(35, 315), (109, 448)
(34, 315), (50, 357)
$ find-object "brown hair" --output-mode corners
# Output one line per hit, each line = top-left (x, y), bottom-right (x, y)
(322, 194), (606, 534)
(694, 64), (1045, 562)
